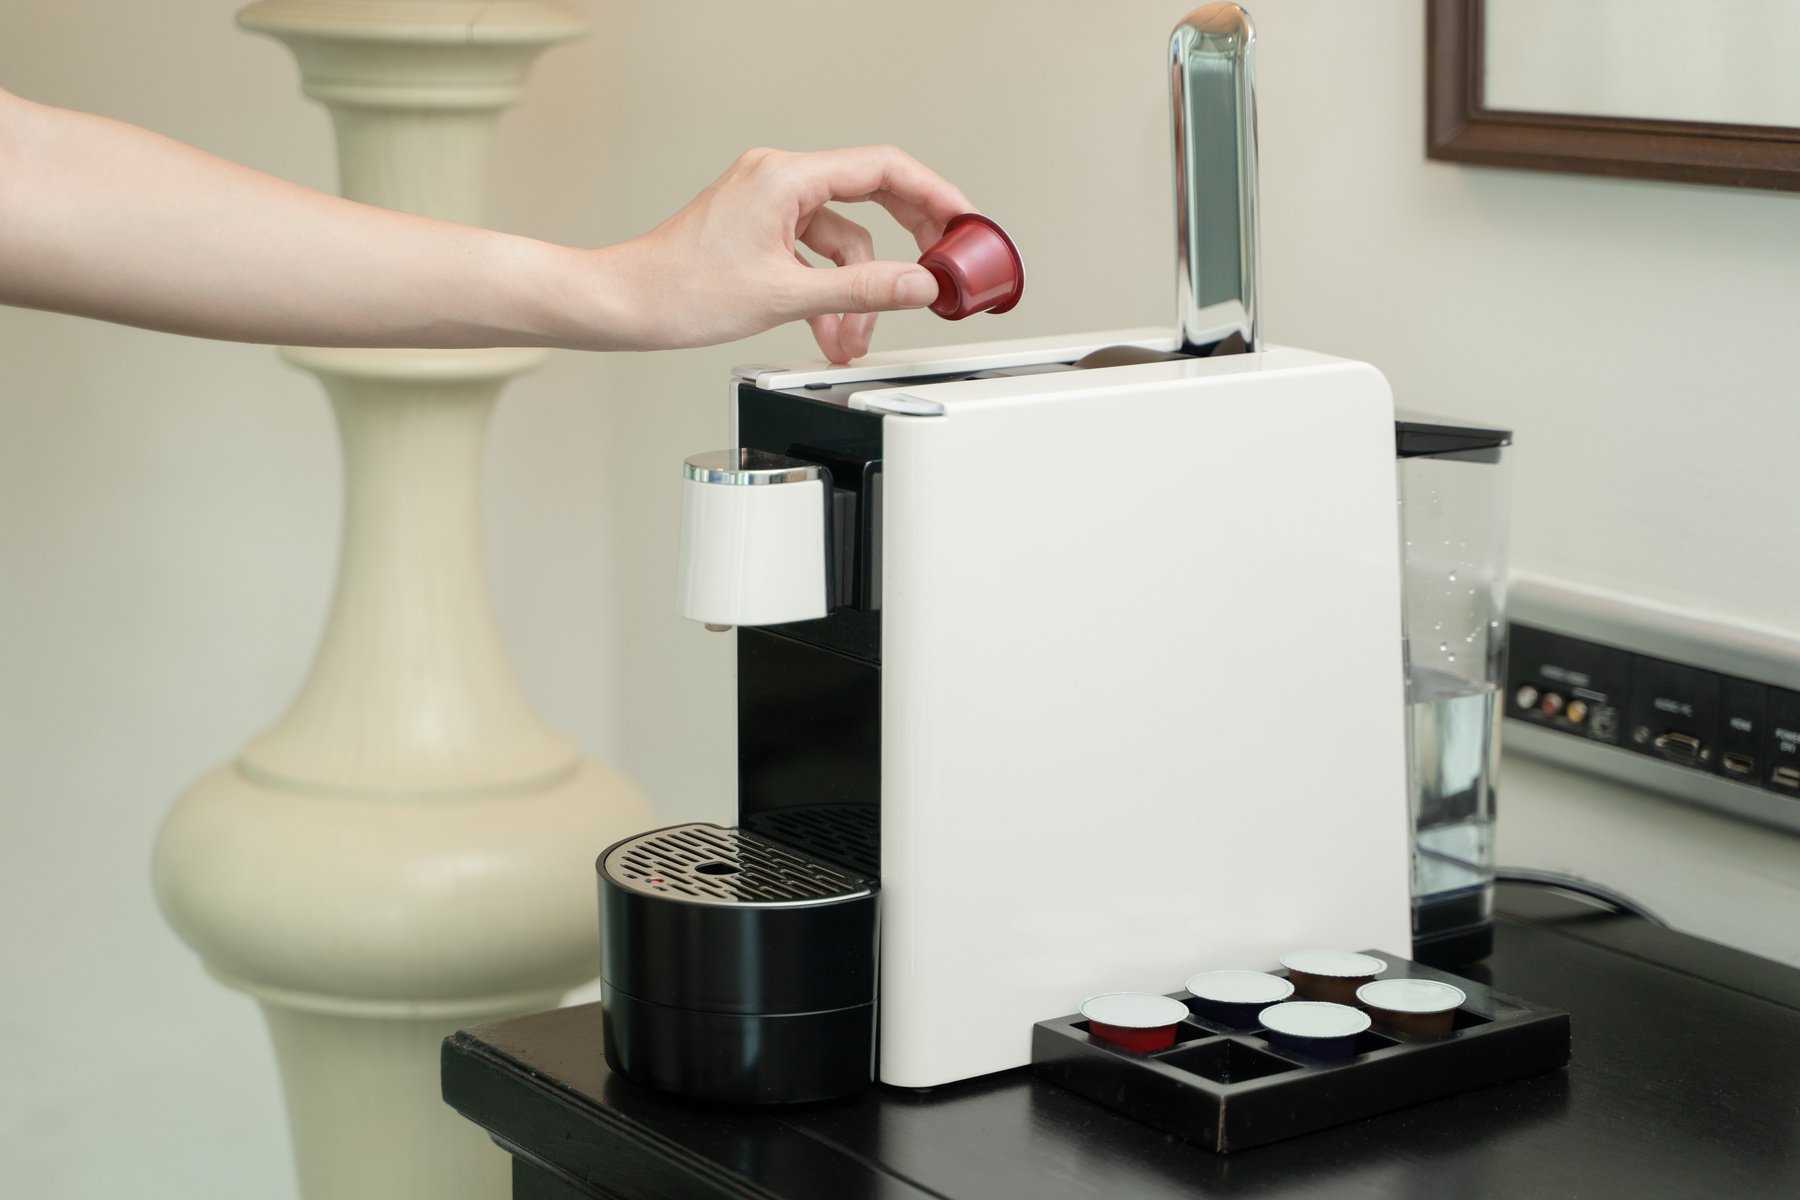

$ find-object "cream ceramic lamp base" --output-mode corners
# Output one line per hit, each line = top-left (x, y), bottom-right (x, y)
(152, 5), (650, 1197)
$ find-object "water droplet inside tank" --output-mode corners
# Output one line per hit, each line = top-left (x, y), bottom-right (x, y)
(1438, 643), (1449, 654)
(1448, 571), (1458, 582)
(1447, 653), (1457, 662)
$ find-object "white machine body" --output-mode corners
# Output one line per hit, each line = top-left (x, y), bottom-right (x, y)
(712, 330), (1414, 1089)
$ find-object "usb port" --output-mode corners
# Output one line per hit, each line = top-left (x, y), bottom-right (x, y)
(1723, 752), (1756, 778)
(1652, 731), (1703, 763)
(1773, 765), (1800, 792)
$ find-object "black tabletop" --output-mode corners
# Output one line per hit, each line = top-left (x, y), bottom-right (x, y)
(442, 886), (1800, 1200)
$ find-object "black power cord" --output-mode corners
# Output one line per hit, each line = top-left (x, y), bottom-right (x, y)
(1495, 867), (1669, 928)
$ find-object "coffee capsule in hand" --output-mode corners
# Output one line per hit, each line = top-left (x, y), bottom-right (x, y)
(917, 213), (1025, 320)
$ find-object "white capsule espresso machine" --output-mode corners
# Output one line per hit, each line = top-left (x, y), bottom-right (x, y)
(597, 4), (1511, 1104)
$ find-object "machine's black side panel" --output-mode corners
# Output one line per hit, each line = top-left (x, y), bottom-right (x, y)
(760, 608), (882, 664)
(738, 629), (881, 878)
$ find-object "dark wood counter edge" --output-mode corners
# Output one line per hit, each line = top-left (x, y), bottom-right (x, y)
(441, 1040), (782, 1200)
(443, 887), (1799, 1199)
(1491, 883), (1800, 1011)
(441, 1033), (949, 1200)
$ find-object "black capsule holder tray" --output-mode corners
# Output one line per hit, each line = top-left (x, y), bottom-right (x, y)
(1030, 951), (1570, 1153)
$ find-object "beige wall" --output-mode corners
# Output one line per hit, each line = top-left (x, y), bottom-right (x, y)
(3, 1), (1796, 1196)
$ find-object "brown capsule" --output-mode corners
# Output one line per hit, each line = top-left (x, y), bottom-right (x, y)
(1279, 951), (1388, 1004)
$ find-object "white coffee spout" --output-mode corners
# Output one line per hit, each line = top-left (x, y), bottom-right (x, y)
(1170, 3), (1260, 354)
(676, 450), (830, 630)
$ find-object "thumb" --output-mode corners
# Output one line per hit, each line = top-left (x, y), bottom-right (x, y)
(796, 261), (939, 316)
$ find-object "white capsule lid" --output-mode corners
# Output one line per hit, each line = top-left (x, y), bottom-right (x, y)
(1260, 1001), (1372, 1040)
(1356, 978), (1467, 1014)
(1079, 992), (1188, 1029)
(1185, 970), (1295, 1006)
(1279, 951), (1388, 978)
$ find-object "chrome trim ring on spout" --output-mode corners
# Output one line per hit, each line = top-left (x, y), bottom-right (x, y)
(683, 449), (822, 486)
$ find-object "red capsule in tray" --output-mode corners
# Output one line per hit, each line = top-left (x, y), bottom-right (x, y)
(1079, 992), (1189, 1052)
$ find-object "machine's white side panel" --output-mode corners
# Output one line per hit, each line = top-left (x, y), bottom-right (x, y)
(878, 357), (1412, 1088)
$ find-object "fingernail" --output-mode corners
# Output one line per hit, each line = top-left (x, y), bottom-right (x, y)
(896, 268), (937, 308)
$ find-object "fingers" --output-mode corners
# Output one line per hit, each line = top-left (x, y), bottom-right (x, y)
(806, 313), (846, 363)
(781, 145), (974, 253)
(797, 208), (879, 360)
(679, 145), (966, 359)
(805, 312), (850, 364)
(788, 259), (938, 332)
(796, 251), (851, 363)
(797, 205), (874, 267)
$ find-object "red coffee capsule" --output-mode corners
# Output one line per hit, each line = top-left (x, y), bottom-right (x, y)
(1079, 992), (1188, 1052)
(917, 213), (1025, 320)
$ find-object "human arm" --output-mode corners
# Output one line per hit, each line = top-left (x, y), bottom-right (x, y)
(0, 87), (968, 362)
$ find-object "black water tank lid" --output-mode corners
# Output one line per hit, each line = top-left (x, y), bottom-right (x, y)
(1396, 413), (1511, 460)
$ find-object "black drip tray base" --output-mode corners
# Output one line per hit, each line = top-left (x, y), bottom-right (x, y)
(1030, 950), (1569, 1153)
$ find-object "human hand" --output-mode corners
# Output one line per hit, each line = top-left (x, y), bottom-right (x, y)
(0, 91), (971, 359)
(598, 145), (973, 363)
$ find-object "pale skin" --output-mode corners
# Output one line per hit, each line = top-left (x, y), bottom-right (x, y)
(0, 87), (972, 363)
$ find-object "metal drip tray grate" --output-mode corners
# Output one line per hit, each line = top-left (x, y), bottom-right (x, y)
(743, 805), (880, 879)
(603, 823), (872, 906)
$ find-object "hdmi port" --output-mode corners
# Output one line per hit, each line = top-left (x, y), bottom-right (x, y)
(1652, 731), (1704, 763)
(1773, 765), (1800, 792)
(1723, 752), (1756, 778)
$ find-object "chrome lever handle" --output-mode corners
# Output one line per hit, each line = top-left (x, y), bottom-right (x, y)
(1170, 3), (1261, 355)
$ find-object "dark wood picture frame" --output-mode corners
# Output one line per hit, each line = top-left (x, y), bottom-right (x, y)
(1427, 0), (1800, 192)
